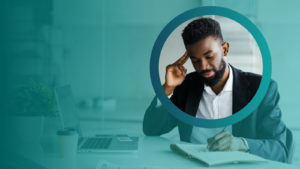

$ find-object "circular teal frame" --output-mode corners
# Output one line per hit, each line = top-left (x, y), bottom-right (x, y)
(150, 6), (271, 128)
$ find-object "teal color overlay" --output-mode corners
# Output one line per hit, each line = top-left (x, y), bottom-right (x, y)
(150, 6), (271, 128)
(2, 0), (300, 168)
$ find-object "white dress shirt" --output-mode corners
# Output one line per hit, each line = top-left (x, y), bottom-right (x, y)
(195, 65), (233, 119)
(190, 66), (233, 144)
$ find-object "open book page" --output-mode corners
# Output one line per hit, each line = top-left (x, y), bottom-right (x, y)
(171, 143), (267, 166)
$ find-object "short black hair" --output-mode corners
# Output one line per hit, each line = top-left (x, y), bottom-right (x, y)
(182, 17), (223, 46)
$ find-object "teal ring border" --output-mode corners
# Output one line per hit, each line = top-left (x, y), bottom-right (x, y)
(150, 6), (271, 128)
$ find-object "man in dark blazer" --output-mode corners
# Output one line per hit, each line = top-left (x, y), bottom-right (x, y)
(143, 18), (294, 163)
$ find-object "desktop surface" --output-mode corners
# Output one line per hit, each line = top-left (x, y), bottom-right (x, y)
(18, 136), (299, 169)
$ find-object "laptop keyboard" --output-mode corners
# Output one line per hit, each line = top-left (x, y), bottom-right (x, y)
(81, 137), (112, 149)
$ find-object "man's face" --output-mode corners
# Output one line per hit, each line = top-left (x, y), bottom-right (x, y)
(186, 36), (229, 86)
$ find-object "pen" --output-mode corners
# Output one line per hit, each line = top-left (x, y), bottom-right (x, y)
(222, 126), (229, 132)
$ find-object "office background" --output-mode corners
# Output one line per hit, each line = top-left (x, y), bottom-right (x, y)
(1, 0), (300, 167)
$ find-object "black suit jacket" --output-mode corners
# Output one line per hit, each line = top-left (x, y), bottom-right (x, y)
(170, 65), (261, 117)
(143, 66), (294, 163)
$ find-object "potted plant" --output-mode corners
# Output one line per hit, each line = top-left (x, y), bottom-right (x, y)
(9, 78), (58, 153)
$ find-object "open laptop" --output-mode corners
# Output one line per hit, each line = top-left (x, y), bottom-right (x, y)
(55, 85), (139, 152)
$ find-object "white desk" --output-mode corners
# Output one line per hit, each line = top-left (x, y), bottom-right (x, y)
(19, 136), (299, 169)
(12, 106), (299, 169)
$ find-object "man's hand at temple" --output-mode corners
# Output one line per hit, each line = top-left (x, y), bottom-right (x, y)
(163, 51), (189, 96)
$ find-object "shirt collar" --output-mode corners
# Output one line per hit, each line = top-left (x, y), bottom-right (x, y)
(204, 65), (233, 94)
(223, 65), (233, 92)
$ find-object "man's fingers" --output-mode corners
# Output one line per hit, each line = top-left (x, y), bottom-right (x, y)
(174, 51), (189, 65)
(167, 64), (186, 77)
(213, 141), (231, 151)
(207, 136), (214, 144)
(174, 66), (182, 76)
(210, 135), (232, 151)
(178, 65), (186, 75)
(214, 131), (228, 140)
(208, 130), (228, 146)
(182, 66), (187, 73)
(208, 132), (231, 149)
(215, 139), (231, 151)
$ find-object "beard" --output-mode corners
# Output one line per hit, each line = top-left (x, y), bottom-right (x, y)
(198, 59), (227, 87)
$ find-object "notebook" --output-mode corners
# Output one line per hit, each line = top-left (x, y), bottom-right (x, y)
(170, 143), (267, 166)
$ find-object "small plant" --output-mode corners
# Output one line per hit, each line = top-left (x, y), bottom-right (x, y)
(12, 78), (58, 117)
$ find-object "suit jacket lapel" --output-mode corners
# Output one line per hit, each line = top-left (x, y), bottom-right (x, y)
(232, 66), (250, 114)
(231, 66), (251, 135)
(185, 74), (204, 117)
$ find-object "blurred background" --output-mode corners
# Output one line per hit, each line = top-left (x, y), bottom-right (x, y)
(159, 15), (262, 84)
(1, 0), (300, 167)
